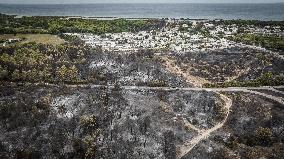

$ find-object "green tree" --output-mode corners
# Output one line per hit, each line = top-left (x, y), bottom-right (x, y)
(12, 69), (21, 81)
(57, 65), (68, 81)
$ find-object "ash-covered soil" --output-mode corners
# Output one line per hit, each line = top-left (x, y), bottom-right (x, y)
(182, 92), (284, 159)
(0, 85), (283, 159)
(82, 51), (190, 87)
(165, 47), (284, 83)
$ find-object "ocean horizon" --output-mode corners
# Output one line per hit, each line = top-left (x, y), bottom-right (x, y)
(0, 3), (284, 20)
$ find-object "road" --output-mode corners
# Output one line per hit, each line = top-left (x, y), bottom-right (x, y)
(14, 82), (284, 105)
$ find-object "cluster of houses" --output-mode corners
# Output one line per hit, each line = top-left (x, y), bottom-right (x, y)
(66, 20), (282, 53)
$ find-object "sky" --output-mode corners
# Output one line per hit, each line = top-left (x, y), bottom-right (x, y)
(0, 0), (283, 4)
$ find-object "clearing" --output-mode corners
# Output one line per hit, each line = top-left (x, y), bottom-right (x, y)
(0, 34), (65, 45)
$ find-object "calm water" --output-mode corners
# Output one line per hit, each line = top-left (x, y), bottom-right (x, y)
(0, 3), (284, 20)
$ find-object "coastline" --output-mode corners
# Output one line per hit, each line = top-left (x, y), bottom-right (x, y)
(1, 13), (283, 22)
(0, 3), (283, 20)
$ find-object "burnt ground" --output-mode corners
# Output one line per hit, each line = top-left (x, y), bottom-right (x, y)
(0, 44), (283, 158)
(81, 51), (190, 87)
(165, 47), (284, 83)
(0, 85), (283, 159)
(182, 92), (284, 159)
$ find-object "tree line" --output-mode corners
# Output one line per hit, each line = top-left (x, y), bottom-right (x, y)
(0, 13), (164, 34)
(212, 19), (284, 30)
(228, 34), (284, 54)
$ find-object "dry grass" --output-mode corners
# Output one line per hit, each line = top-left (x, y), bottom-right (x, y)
(0, 34), (65, 45)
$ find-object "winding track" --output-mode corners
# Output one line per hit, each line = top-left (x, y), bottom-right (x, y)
(159, 56), (210, 87)
(38, 83), (283, 158)
(177, 94), (232, 159)
(174, 86), (283, 158)
(8, 82), (283, 158)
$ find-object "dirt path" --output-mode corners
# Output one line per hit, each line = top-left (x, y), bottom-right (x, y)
(226, 67), (251, 82)
(242, 89), (284, 105)
(159, 56), (209, 88)
(158, 56), (252, 87)
(175, 87), (283, 159)
(182, 118), (203, 133)
(176, 94), (232, 159)
(8, 82), (283, 158)
(22, 82), (284, 105)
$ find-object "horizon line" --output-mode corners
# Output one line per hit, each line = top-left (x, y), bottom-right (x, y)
(1, 2), (284, 5)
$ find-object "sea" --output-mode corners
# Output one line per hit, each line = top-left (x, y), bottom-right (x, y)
(0, 3), (284, 20)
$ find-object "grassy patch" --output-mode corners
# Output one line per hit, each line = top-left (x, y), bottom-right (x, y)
(0, 34), (65, 45)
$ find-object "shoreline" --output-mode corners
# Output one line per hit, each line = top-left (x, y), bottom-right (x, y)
(1, 3), (283, 21)
(1, 2), (284, 5)
(1, 13), (284, 22)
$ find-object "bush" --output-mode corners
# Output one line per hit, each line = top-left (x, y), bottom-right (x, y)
(254, 127), (273, 146)
(56, 65), (78, 82)
(80, 115), (97, 131)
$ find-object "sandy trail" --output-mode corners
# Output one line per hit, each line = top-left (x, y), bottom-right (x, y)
(159, 56), (209, 88)
(6, 82), (283, 158)
(182, 118), (203, 133)
(176, 94), (232, 159)
(175, 88), (283, 159)
(226, 67), (251, 81)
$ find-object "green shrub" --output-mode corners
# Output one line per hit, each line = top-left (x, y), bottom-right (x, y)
(204, 73), (284, 88)
(80, 115), (97, 130)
